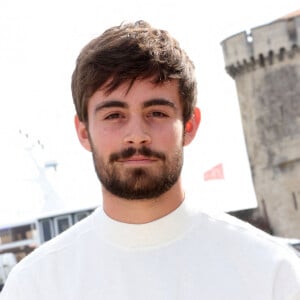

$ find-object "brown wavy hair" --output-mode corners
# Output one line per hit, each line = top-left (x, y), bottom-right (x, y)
(71, 21), (197, 124)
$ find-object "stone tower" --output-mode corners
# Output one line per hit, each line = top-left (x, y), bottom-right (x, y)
(221, 11), (300, 238)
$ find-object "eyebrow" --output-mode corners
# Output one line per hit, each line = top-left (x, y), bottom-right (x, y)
(94, 98), (176, 114)
(143, 98), (176, 109)
(94, 100), (128, 113)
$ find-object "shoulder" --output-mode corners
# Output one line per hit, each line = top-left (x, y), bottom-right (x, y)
(194, 207), (300, 285)
(192, 205), (299, 259)
(1, 208), (105, 299)
(6, 208), (99, 277)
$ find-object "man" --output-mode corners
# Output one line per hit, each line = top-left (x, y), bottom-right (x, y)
(1, 21), (300, 300)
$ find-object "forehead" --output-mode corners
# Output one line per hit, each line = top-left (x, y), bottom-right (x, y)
(88, 79), (181, 110)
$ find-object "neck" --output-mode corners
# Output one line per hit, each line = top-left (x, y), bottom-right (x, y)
(101, 179), (185, 224)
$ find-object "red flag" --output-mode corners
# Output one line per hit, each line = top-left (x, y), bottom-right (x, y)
(204, 163), (224, 181)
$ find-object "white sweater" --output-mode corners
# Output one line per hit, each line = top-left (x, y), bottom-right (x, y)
(1, 201), (300, 300)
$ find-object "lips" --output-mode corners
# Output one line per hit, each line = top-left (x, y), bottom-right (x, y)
(109, 146), (166, 163)
(118, 155), (158, 164)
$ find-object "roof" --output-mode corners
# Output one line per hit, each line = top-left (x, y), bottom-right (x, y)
(279, 9), (300, 20)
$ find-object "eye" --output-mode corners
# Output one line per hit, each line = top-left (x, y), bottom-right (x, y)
(149, 111), (169, 118)
(104, 113), (124, 120)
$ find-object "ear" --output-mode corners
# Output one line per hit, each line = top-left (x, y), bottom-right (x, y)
(74, 115), (92, 152)
(183, 107), (201, 146)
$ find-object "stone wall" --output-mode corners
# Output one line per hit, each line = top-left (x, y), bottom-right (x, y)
(221, 15), (300, 238)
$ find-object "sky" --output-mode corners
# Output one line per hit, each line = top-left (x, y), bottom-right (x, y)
(0, 0), (299, 224)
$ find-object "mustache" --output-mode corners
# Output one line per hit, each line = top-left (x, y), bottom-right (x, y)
(109, 146), (166, 163)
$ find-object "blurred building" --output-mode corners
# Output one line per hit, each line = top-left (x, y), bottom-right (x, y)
(0, 131), (96, 288)
(221, 10), (300, 238)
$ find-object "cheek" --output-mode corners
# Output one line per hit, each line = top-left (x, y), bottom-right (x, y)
(160, 121), (184, 146)
(174, 120), (184, 138)
(88, 127), (116, 154)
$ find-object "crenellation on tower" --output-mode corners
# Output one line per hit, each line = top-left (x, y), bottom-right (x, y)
(221, 11), (300, 238)
(221, 31), (251, 66)
(222, 16), (300, 78)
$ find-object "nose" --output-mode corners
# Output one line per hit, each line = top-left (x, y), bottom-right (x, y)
(123, 118), (151, 146)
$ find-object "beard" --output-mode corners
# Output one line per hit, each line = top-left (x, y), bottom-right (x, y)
(89, 142), (183, 200)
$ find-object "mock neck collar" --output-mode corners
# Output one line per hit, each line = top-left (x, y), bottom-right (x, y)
(92, 200), (197, 249)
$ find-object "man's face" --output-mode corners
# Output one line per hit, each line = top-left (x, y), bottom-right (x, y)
(81, 79), (187, 200)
